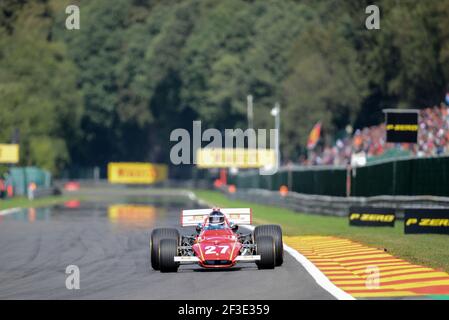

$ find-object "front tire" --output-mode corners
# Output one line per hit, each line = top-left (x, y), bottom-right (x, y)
(150, 228), (179, 270)
(254, 225), (283, 266)
(255, 235), (276, 270)
(159, 238), (179, 273)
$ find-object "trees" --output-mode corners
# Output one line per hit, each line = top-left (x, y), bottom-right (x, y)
(283, 8), (367, 155)
(0, 0), (82, 174)
(1, 0), (448, 171)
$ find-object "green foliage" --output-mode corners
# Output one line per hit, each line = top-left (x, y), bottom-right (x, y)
(1, 0), (448, 170)
(0, 0), (82, 174)
(283, 11), (367, 151)
(0, 195), (73, 210)
(28, 136), (69, 174)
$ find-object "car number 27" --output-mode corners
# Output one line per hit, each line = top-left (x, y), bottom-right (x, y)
(205, 245), (229, 254)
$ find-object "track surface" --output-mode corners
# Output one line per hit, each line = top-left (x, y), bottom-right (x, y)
(0, 197), (334, 299)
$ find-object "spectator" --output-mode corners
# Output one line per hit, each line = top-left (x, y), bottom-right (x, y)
(303, 103), (449, 166)
(0, 177), (5, 199)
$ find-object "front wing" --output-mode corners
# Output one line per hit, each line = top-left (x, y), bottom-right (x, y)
(174, 255), (261, 264)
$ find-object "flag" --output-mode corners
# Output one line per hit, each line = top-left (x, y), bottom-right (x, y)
(307, 122), (322, 149)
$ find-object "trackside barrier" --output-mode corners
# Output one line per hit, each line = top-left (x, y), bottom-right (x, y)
(54, 179), (214, 191)
(33, 187), (61, 198)
(7, 167), (52, 196)
(221, 188), (449, 217)
(227, 155), (449, 197)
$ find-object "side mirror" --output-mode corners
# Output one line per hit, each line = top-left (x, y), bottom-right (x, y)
(196, 224), (202, 233)
(231, 224), (238, 232)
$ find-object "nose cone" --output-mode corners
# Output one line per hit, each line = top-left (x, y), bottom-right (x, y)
(194, 240), (241, 261)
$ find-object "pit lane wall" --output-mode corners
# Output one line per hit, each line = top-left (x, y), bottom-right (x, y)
(227, 155), (449, 197)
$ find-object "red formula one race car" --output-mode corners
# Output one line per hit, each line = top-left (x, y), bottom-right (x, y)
(150, 208), (283, 272)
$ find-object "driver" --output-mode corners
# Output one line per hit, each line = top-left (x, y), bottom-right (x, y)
(207, 209), (226, 230)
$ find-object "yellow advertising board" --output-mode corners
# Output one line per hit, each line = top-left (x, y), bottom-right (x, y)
(108, 204), (156, 226)
(197, 148), (276, 168)
(0, 144), (19, 164)
(107, 162), (168, 184)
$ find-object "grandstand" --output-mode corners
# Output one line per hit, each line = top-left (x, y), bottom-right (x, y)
(304, 103), (449, 166)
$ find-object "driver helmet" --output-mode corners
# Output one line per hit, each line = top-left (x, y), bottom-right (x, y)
(208, 208), (225, 226)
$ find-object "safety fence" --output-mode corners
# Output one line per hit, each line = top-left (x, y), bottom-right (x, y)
(55, 178), (213, 190)
(222, 188), (449, 217)
(227, 155), (449, 197)
(2, 167), (52, 197)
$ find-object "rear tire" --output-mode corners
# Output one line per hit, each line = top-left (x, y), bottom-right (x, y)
(254, 225), (283, 266)
(150, 228), (179, 270)
(255, 235), (276, 270)
(159, 238), (179, 273)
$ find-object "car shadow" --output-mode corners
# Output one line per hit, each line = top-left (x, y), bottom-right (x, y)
(188, 264), (259, 273)
(195, 269), (244, 273)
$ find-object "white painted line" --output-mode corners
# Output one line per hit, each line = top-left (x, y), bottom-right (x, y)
(244, 225), (355, 300)
(235, 255), (261, 261)
(283, 244), (355, 300)
(190, 195), (354, 300)
(174, 256), (200, 263)
(0, 207), (21, 216)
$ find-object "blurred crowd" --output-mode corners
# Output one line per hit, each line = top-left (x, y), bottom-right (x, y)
(303, 102), (449, 166)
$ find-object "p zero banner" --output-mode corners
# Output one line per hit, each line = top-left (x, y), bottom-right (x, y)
(197, 148), (276, 169)
(404, 209), (449, 234)
(349, 207), (396, 227)
(384, 109), (419, 143)
(0, 144), (19, 163)
(108, 162), (168, 184)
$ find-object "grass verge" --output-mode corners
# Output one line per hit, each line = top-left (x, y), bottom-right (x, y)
(195, 190), (449, 273)
(0, 195), (74, 211)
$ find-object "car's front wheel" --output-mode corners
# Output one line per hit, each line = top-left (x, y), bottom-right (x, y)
(255, 235), (276, 270)
(150, 228), (179, 270)
(159, 238), (179, 273)
(254, 224), (283, 266)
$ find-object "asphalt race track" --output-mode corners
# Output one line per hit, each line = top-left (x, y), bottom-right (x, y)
(0, 195), (334, 299)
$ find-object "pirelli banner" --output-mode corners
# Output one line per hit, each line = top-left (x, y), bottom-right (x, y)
(108, 162), (168, 184)
(384, 109), (419, 143)
(197, 148), (276, 169)
(349, 207), (396, 227)
(404, 209), (449, 234)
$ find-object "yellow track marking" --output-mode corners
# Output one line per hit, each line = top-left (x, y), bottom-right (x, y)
(342, 259), (403, 266)
(284, 236), (449, 298)
(334, 273), (449, 285)
(340, 280), (449, 291)
(364, 268), (435, 277)
(333, 254), (393, 262)
(350, 291), (418, 298)
(349, 264), (415, 272)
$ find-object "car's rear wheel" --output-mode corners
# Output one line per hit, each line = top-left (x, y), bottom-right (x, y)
(254, 225), (283, 266)
(255, 235), (276, 270)
(150, 228), (179, 270)
(159, 238), (179, 273)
